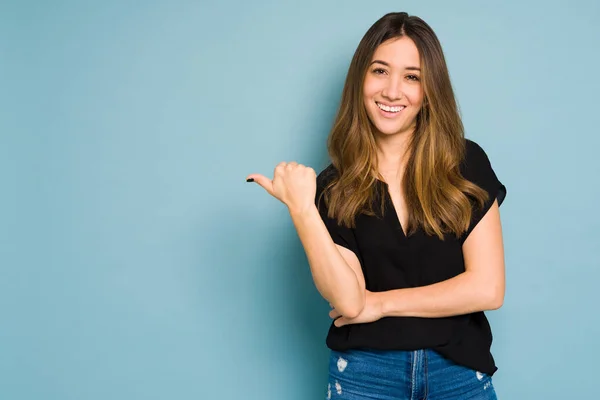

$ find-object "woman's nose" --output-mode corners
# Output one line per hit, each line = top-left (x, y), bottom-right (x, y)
(382, 78), (403, 101)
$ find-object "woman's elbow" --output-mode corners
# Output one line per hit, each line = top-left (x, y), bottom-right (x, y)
(484, 288), (504, 310)
(340, 304), (362, 319)
(337, 295), (365, 319)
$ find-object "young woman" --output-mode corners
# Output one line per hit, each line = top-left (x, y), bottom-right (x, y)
(247, 12), (506, 400)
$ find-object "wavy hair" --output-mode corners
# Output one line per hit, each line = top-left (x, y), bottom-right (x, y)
(323, 12), (488, 239)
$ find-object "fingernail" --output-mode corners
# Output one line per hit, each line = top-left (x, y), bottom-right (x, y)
(246, 178), (254, 182)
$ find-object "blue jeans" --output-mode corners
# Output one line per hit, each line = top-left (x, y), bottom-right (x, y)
(326, 349), (497, 400)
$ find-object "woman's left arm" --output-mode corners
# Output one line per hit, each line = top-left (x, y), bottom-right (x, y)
(331, 199), (505, 326)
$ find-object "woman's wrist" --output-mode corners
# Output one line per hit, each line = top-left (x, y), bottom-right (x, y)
(378, 289), (406, 318)
(288, 204), (319, 220)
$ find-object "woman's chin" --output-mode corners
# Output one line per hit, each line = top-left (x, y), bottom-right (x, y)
(373, 125), (412, 137)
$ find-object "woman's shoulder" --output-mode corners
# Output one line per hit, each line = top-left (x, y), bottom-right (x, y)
(463, 138), (488, 164)
(316, 163), (338, 188)
(460, 138), (496, 177)
(460, 137), (507, 206)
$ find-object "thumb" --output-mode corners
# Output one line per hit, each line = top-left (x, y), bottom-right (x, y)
(246, 174), (274, 196)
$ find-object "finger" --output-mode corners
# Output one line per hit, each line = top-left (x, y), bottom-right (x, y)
(246, 174), (274, 196)
(329, 309), (341, 319)
(334, 318), (347, 328)
(273, 163), (286, 180)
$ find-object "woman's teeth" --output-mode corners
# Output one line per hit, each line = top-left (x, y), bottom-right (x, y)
(377, 102), (406, 113)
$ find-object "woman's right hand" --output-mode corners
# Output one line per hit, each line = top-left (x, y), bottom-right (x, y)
(246, 161), (317, 214)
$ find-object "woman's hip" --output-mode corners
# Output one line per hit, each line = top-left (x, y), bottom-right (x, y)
(326, 348), (497, 400)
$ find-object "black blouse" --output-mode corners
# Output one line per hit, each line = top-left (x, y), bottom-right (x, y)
(315, 139), (507, 375)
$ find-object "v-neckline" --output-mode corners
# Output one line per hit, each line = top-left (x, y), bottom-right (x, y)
(379, 180), (408, 240)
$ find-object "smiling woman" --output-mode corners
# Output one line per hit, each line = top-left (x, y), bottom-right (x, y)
(247, 11), (506, 400)
(363, 38), (423, 137)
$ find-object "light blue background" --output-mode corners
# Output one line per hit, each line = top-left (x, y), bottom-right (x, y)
(1, 1), (599, 399)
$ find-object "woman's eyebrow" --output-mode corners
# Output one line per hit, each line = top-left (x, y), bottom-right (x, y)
(370, 60), (421, 71)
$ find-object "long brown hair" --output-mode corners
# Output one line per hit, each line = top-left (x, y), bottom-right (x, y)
(323, 12), (488, 239)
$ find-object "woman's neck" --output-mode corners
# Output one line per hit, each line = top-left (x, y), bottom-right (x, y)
(375, 130), (413, 182)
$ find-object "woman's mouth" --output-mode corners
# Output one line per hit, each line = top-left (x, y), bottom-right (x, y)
(376, 102), (406, 117)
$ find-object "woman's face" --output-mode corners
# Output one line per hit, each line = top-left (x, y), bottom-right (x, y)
(363, 36), (424, 137)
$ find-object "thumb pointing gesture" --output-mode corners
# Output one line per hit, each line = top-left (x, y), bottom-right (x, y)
(246, 174), (274, 197)
(246, 161), (317, 213)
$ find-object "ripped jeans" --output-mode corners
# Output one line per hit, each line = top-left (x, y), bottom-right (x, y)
(327, 348), (497, 400)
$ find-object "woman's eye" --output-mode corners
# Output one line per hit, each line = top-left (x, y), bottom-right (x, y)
(407, 75), (420, 81)
(373, 68), (386, 75)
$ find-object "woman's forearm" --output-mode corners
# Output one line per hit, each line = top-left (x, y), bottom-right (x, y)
(378, 271), (503, 318)
(289, 205), (365, 318)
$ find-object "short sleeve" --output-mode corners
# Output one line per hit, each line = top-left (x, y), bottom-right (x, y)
(315, 165), (360, 255)
(460, 140), (507, 243)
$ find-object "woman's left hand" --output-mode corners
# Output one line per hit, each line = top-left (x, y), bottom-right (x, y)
(329, 291), (384, 327)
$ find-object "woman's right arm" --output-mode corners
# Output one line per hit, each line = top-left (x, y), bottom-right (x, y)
(289, 206), (365, 318)
(246, 161), (366, 318)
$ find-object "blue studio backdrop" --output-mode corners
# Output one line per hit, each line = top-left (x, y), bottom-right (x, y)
(1, 1), (599, 399)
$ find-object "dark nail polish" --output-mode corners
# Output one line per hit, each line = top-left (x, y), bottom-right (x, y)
(246, 178), (254, 182)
